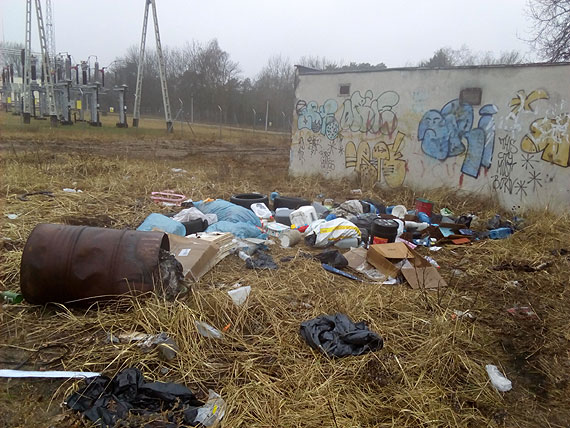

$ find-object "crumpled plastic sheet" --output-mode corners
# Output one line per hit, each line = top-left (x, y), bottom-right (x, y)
(245, 251), (278, 270)
(300, 313), (383, 358)
(66, 367), (206, 427)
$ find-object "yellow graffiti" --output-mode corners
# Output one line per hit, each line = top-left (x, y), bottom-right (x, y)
(509, 89), (549, 115)
(345, 131), (407, 187)
(521, 113), (570, 167)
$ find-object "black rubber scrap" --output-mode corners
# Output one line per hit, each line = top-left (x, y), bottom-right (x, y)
(300, 313), (383, 358)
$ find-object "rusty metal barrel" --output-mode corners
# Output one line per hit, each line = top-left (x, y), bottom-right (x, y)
(20, 224), (169, 304)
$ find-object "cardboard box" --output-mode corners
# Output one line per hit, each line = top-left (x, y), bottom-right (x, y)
(168, 234), (220, 281)
(367, 243), (447, 289)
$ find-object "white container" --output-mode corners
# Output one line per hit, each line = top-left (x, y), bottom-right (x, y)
(266, 222), (289, 238)
(251, 203), (272, 219)
(289, 206), (318, 227)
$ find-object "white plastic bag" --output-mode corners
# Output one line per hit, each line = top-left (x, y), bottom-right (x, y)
(227, 285), (251, 306)
(486, 364), (512, 392)
(195, 321), (223, 339)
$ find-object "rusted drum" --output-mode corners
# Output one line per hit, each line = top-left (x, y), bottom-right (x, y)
(20, 224), (169, 304)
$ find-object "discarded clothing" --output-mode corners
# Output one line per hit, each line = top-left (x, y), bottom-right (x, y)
(300, 313), (383, 358)
(66, 367), (205, 427)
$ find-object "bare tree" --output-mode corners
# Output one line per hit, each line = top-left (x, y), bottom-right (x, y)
(0, 41), (24, 77)
(526, 0), (570, 61)
(419, 45), (525, 67)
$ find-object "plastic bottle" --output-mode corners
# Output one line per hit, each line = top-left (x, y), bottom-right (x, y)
(489, 227), (513, 239)
(1, 291), (23, 304)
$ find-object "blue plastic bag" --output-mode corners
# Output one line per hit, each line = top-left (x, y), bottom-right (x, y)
(137, 213), (185, 236)
(194, 200), (261, 227)
(206, 221), (267, 239)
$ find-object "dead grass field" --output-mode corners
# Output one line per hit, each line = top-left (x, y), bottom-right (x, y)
(0, 115), (569, 427)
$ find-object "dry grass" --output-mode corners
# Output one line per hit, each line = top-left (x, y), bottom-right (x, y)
(0, 110), (289, 145)
(1, 149), (569, 427)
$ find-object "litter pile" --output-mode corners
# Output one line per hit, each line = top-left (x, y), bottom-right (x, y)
(1, 154), (569, 428)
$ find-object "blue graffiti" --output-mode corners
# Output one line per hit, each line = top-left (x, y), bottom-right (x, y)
(296, 99), (340, 140)
(418, 99), (497, 178)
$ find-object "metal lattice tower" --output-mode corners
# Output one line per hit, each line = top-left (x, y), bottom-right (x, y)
(34, 0), (58, 124)
(45, 0), (56, 63)
(132, 0), (172, 131)
(22, 0), (33, 122)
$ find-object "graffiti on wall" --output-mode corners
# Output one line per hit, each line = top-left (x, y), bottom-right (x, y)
(507, 89), (570, 168)
(509, 89), (549, 115)
(521, 113), (570, 167)
(296, 90), (400, 140)
(339, 90), (399, 136)
(345, 131), (407, 187)
(417, 99), (498, 178)
(296, 99), (340, 140)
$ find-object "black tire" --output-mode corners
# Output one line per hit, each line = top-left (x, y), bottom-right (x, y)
(273, 196), (311, 210)
(230, 193), (269, 210)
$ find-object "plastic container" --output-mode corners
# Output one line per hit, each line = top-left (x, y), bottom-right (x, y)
(266, 222), (289, 238)
(370, 219), (399, 244)
(489, 227), (513, 240)
(334, 237), (359, 248)
(391, 205), (407, 219)
(417, 211), (431, 224)
(137, 213), (186, 236)
(279, 229), (302, 248)
(415, 198), (434, 216)
(289, 206), (318, 227)
(274, 208), (293, 226)
(250, 202), (272, 219)
(312, 202), (329, 218)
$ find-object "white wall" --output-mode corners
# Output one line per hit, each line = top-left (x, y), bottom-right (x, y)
(290, 64), (570, 211)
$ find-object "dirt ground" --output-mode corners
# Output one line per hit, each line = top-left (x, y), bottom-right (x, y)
(1, 112), (569, 428)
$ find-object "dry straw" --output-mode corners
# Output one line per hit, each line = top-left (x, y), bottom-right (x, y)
(1, 150), (569, 427)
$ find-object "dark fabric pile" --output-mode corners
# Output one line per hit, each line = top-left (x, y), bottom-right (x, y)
(300, 313), (383, 358)
(66, 367), (204, 427)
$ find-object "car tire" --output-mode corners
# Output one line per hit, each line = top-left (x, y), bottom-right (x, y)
(273, 196), (311, 210)
(230, 193), (269, 210)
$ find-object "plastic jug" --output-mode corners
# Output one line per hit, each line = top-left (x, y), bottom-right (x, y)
(289, 206), (318, 227)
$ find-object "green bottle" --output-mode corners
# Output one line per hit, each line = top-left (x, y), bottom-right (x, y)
(1, 291), (24, 304)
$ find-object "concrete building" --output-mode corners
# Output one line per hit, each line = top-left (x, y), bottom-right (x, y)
(290, 63), (570, 210)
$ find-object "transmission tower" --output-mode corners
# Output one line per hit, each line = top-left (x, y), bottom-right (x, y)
(45, 0), (56, 63)
(21, 0), (58, 125)
(132, 0), (172, 131)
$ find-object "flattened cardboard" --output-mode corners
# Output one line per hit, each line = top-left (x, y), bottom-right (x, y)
(401, 266), (448, 289)
(167, 234), (220, 281)
(344, 247), (368, 270)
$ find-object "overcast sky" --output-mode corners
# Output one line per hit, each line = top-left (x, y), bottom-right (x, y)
(1, 0), (535, 77)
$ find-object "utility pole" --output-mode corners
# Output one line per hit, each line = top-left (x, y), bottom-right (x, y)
(264, 100), (269, 132)
(132, 0), (172, 132)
